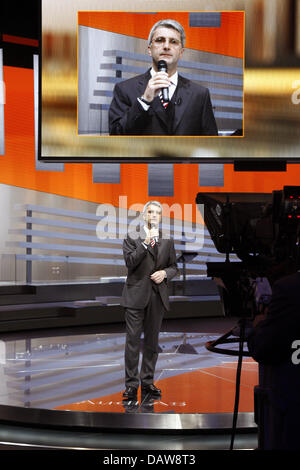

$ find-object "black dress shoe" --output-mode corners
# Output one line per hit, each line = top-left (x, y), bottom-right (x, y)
(141, 384), (161, 397)
(122, 386), (138, 399)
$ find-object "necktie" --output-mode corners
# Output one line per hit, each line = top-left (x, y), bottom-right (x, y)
(159, 91), (169, 109)
(150, 238), (156, 247)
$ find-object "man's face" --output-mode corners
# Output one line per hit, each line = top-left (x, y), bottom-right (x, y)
(144, 204), (162, 228)
(148, 26), (184, 74)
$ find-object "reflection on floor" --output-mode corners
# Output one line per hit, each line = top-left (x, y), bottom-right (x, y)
(0, 318), (258, 416)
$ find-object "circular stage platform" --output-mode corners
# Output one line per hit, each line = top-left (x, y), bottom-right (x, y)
(0, 324), (257, 447)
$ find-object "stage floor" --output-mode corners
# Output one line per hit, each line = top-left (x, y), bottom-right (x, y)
(0, 317), (258, 432)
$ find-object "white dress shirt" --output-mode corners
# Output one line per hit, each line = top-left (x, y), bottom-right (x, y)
(141, 225), (167, 279)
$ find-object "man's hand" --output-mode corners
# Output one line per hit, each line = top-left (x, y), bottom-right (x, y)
(150, 270), (166, 284)
(144, 227), (159, 245)
(142, 72), (171, 103)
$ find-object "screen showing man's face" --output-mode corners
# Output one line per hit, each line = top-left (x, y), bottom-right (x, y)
(148, 26), (184, 74)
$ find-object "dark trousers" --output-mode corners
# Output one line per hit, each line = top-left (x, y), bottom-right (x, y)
(124, 288), (165, 388)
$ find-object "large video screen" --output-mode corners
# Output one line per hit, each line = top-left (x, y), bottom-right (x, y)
(40, 0), (300, 162)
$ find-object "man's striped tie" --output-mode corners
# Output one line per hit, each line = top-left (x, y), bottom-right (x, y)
(159, 91), (169, 109)
(150, 238), (156, 247)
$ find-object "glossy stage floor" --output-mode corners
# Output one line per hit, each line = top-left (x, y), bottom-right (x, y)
(0, 317), (258, 450)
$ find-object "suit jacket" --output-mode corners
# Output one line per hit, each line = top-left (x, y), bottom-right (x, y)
(121, 228), (179, 311)
(247, 272), (300, 365)
(109, 69), (218, 136)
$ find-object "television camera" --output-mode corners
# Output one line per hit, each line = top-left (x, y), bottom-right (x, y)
(196, 186), (300, 318)
(196, 186), (300, 449)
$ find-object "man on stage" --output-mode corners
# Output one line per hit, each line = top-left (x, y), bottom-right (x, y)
(109, 19), (218, 136)
(121, 201), (178, 400)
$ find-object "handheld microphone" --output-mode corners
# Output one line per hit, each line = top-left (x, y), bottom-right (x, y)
(150, 222), (158, 232)
(150, 222), (159, 242)
(157, 60), (169, 102)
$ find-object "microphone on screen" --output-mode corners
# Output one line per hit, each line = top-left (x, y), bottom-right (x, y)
(157, 60), (169, 103)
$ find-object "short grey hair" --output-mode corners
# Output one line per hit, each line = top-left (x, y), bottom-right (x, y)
(142, 200), (162, 215)
(148, 19), (185, 48)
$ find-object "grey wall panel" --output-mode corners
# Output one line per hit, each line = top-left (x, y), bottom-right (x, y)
(199, 164), (224, 187)
(0, 49), (4, 156)
(148, 164), (174, 197)
(79, 28), (127, 135)
(78, 27), (152, 135)
(0, 185), (126, 283)
(93, 164), (120, 183)
(189, 12), (221, 28)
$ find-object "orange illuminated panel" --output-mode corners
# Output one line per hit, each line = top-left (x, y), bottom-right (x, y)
(78, 11), (244, 59)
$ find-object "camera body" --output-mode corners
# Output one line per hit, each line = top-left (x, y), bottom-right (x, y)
(196, 186), (300, 317)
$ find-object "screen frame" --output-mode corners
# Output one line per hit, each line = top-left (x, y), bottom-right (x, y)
(38, 1), (300, 165)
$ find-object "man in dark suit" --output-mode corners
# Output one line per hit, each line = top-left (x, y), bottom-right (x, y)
(121, 201), (179, 400)
(109, 19), (218, 136)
